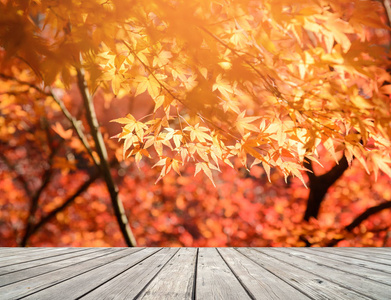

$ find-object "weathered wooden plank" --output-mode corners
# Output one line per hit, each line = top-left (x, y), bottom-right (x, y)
(0, 248), (51, 258)
(82, 248), (178, 300)
(295, 247), (391, 274)
(196, 247), (251, 300)
(0, 247), (61, 255)
(0, 248), (127, 298)
(320, 247), (391, 257)
(257, 248), (391, 299)
(24, 248), (155, 300)
(308, 247), (391, 267)
(0, 247), (389, 300)
(0, 248), (91, 275)
(322, 247), (391, 261)
(342, 247), (391, 255)
(0, 248), (66, 264)
(237, 248), (371, 300)
(289, 247), (391, 275)
(137, 248), (197, 300)
(0, 248), (103, 286)
(217, 248), (310, 300)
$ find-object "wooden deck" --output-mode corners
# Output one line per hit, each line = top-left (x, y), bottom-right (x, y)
(0, 248), (390, 299)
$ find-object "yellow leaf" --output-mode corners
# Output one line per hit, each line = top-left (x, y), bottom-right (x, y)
(153, 50), (172, 67)
(154, 95), (165, 112)
(111, 74), (122, 95)
(184, 124), (213, 143)
(171, 159), (181, 175)
(195, 162), (216, 187)
(324, 138), (338, 163)
(111, 114), (136, 125)
(114, 54), (126, 69)
(235, 111), (260, 136)
(262, 162), (271, 182)
(213, 74), (233, 98)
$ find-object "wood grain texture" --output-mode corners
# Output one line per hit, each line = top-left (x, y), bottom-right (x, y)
(0, 248), (125, 298)
(238, 248), (372, 300)
(196, 247), (251, 300)
(292, 247), (391, 275)
(257, 248), (391, 299)
(0, 247), (390, 300)
(0, 248), (93, 276)
(217, 248), (310, 300)
(341, 247), (391, 255)
(24, 248), (154, 300)
(0, 248), (66, 265)
(82, 248), (178, 300)
(312, 247), (391, 266)
(0, 248), (109, 287)
(0, 248), (51, 258)
(137, 248), (197, 300)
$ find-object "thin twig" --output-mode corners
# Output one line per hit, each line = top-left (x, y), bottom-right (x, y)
(327, 200), (391, 246)
(76, 66), (137, 247)
(0, 72), (100, 169)
(28, 171), (100, 239)
(20, 118), (58, 246)
(49, 88), (100, 168)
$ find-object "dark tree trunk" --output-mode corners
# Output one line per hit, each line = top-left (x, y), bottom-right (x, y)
(303, 155), (349, 221)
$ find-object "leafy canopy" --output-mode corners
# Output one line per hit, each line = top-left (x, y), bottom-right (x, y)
(1, 0), (391, 185)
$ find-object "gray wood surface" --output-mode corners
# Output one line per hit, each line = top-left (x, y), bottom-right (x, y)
(293, 247), (391, 274)
(217, 248), (310, 300)
(82, 248), (178, 299)
(238, 248), (372, 299)
(196, 247), (251, 299)
(312, 247), (391, 266)
(339, 247), (391, 255)
(0, 248), (53, 258)
(0, 247), (67, 265)
(0, 248), (95, 276)
(25, 248), (154, 300)
(137, 248), (197, 300)
(257, 248), (391, 299)
(0, 247), (390, 299)
(0, 248), (124, 298)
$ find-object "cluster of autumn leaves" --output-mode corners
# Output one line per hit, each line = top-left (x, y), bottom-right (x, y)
(95, 0), (391, 187)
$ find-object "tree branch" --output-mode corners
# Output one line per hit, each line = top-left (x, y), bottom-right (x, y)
(327, 200), (391, 246)
(22, 158), (119, 244)
(20, 118), (57, 247)
(318, 155), (349, 187)
(76, 67), (137, 247)
(0, 72), (100, 169)
(303, 155), (350, 221)
(303, 158), (316, 181)
(27, 171), (100, 239)
(346, 201), (391, 232)
(49, 89), (101, 169)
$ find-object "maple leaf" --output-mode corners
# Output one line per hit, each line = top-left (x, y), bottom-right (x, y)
(152, 156), (182, 183)
(372, 153), (391, 181)
(212, 74), (234, 98)
(134, 74), (166, 99)
(184, 124), (213, 143)
(111, 114), (147, 140)
(153, 50), (173, 68)
(235, 111), (260, 136)
(195, 162), (216, 187)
